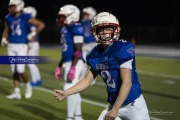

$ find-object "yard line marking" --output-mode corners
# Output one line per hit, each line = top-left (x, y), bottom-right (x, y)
(95, 81), (105, 86)
(0, 76), (107, 107)
(138, 70), (180, 80)
(0, 76), (163, 120)
(163, 80), (176, 85)
(150, 117), (163, 120)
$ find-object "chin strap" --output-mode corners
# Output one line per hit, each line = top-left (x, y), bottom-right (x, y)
(97, 34), (117, 45)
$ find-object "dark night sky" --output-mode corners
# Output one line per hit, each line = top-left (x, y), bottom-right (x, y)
(0, 0), (177, 25)
(0, 0), (178, 44)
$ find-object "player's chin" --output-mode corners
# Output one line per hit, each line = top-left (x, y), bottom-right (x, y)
(56, 22), (66, 27)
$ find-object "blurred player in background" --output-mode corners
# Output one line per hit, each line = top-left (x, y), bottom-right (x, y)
(80, 7), (97, 85)
(54, 12), (150, 120)
(1, 0), (45, 99)
(54, 4), (84, 120)
(23, 6), (43, 87)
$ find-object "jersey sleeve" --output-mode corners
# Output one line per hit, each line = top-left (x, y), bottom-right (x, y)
(72, 24), (84, 36)
(72, 24), (84, 44)
(86, 46), (99, 71)
(4, 14), (11, 23)
(4, 14), (9, 21)
(116, 42), (135, 67)
(86, 47), (94, 63)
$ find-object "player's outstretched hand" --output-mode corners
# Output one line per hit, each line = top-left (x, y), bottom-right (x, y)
(54, 89), (66, 102)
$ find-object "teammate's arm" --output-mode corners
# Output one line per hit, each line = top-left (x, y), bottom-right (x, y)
(58, 59), (63, 67)
(67, 35), (83, 81)
(72, 42), (82, 66)
(1, 22), (9, 46)
(2, 22), (9, 39)
(27, 18), (45, 41)
(28, 18), (45, 33)
(72, 35), (84, 66)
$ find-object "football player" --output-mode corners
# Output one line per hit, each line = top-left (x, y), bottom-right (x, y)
(54, 4), (84, 120)
(80, 7), (97, 85)
(23, 6), (43, 87)
(1, 0), (45, 99)
(54, 12), (150, 120)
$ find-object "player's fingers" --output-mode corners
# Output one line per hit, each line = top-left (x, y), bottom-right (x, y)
(54, 90), (62, 95)
(111, 117), (115, 120)
(55, 94), (62, 98)
(54, 89), (60, 92)
(104, 116), (109, 120)
(56, 95), (63, 101)
(54, 92), (63, 97)
(54, 92), (59, 97)
(104, 116), (115, 120)
(54, 89), (64, 94)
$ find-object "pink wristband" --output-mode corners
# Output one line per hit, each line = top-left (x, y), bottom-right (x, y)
(74, 51), (81, 58)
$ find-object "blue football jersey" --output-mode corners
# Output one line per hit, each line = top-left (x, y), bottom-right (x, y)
(80, 19), (95, 43)
(86, 40), (142, 105)
(27, 24), (39, 42)
(60, 23), (84, 62)
(5, 13), (32, 44)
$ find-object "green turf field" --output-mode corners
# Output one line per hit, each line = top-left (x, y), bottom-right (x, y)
(0, 46), (180, 120)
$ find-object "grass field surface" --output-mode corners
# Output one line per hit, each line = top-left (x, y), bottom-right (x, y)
(0, 46), (180, 120)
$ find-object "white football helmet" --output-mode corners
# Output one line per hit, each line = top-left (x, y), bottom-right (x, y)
(9, 0), (24, 12)
(23, 6), (37, 18)
(82, 7), (97, 20)
(91, 12), (120, 45)
(57, 4), (80, 25)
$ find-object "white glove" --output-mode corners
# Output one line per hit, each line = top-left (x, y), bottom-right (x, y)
(27, 31), (37, 41)
(1, 37), (8, 46)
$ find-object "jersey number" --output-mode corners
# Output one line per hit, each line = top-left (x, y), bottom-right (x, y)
(11, 24), (22, 36)
(101, 70), (115, 88)
(60, 36), (68, 51)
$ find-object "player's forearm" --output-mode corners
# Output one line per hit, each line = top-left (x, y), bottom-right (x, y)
(2, 32), (8, 40)
(29, 18), (45, 33)
(65, 70), (94, 96)
(36, 22), (45, 33)
(58, 59), (63, 67)
(71, 56), (80, 66)
(65, 78), (90, 96)
(112, 81), (132, 111)
(2, 23), (9, 40)
(71, 43), (82, 66)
